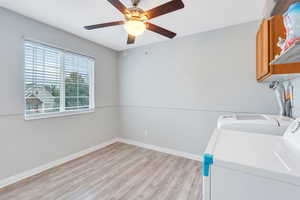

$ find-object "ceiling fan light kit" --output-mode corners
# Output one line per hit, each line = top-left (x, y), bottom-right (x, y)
(84, 0), (185, 44)
(124, 7), (147, 36)
(124, 20), (146, 36)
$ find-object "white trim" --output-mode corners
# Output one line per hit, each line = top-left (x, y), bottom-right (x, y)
(0, 105), (116, 118)
(59, 50), (65, 113)
(89, 59), (95, 109)
(119, 105), (278, 115)
(24, 108), (95, 120)
(116, 138), (201, 161)
(0, 138), (118, 189)
(0, 137), (201, 189)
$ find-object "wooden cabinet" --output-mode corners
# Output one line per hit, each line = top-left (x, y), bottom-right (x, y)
(256, 19), (270, 81)
(256, 16), (300, 82)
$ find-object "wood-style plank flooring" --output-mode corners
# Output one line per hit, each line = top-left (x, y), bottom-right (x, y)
(0, 142), (202, 200)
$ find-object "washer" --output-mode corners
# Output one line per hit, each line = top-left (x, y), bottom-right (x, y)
(217, 114), (293, 135)
(203, 118), (300, 200)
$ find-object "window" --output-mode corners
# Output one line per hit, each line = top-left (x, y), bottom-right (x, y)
(24, 41), (95, 120)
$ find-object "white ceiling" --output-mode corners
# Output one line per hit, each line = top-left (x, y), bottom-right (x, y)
(0, 0), (266, 51)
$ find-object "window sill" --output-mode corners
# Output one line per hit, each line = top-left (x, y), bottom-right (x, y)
(24, 108), (95, 121)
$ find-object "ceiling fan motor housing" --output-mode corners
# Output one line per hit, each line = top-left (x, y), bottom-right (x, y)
(132, 0), (141, 7)
(125, 7), (148, 22)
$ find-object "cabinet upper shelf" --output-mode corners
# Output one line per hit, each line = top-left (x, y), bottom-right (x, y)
(270, 41), (300, 65)
(256, 16), (300, 82)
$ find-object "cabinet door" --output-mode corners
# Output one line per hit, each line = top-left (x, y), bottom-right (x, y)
(256, 19), (270, 81)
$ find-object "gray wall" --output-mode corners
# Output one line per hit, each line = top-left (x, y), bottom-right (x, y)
(0, 8), (119, 180)
(118, 21), (278, 155)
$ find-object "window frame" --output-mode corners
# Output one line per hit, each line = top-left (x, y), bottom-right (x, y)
(24, 40), (95, 120)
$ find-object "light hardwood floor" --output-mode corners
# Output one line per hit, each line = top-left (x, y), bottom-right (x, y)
(0, 142), (202, 200)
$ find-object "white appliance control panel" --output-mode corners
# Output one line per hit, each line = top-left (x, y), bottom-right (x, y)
(217, 114), (293, 136)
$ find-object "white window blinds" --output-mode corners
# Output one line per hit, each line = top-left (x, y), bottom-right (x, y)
(24, 41), (95, 120)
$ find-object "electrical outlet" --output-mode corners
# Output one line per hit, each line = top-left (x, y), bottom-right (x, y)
(144, 129), (149, 136)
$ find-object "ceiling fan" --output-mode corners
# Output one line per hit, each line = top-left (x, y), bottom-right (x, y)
(84, 0), (185, 45)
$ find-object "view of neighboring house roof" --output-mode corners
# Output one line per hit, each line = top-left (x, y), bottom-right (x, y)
(25, 94), (43, 105)
(25, 85), (56, 106)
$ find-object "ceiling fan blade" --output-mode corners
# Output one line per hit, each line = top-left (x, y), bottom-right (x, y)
(145, 22), (176, 39)
(146, 0), (184, 20)
(107, 0), (128, 14)
(84, 21), (124, 30)
(127, 34), (135, 44)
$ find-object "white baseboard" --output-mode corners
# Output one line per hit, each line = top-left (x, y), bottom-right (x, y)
(116, 138), (201, 161)
(0, 137), (201, 189)
(0, 138), (118, 189)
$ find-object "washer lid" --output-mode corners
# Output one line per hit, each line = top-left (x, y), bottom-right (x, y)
(217, 114), (280, 128)
(208, 129), (300, 186)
